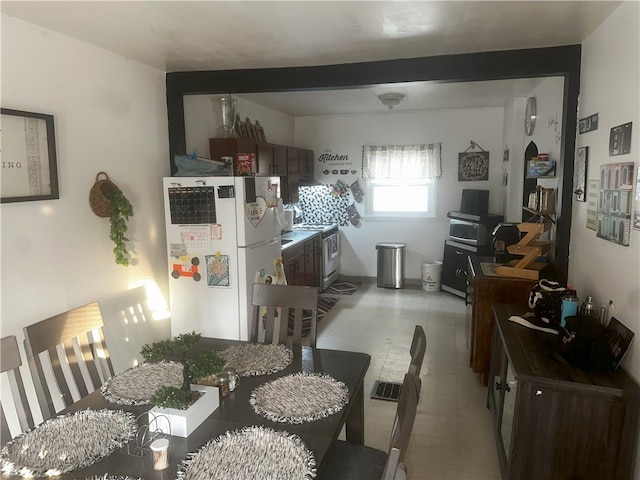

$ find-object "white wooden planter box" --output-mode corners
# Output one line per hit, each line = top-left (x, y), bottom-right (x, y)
(148, 384), (219, 437)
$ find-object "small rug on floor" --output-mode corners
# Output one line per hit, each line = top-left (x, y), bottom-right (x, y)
(288, 296), (339, 337)
(322, 280), (362, 295)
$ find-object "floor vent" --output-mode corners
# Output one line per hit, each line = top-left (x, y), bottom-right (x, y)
(370, 380), (402, 401)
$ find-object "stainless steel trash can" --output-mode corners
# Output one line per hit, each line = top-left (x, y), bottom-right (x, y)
(376, 243), (406, 289)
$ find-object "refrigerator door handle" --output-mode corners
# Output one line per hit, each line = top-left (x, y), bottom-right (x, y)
(241, 236), (280, 249)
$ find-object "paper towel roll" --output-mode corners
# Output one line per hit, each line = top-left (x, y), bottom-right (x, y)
(275, 199), (288, 231)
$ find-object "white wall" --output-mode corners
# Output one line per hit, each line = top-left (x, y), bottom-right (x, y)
(1, 16), (170, 425)
(502, 97), (527, 222)
(568, 2), (640, 476)
(184, 94), (295, 158)
(295, 107), (506, 280)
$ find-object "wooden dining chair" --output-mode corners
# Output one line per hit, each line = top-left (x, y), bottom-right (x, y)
(100, 286), (170, 373)
(408, 325), (426, 377)
(250, 283), (320, 347)
(23, 301), (114, 420)
(1, 335), (35, 445)
(320, 372), (421, 480)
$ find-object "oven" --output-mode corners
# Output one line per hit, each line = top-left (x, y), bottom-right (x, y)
(293, 223), (340, 291)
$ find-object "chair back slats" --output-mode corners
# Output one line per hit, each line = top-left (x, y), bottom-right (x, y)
(408, 325), (426, 377)
(381, 373), (421, 480)
(251, 284), (319, 347)
(23, 302), (104, 356)
(1, 406), (10, 446)
(1, 335), (35, 444)
(23, 302), (111, 420)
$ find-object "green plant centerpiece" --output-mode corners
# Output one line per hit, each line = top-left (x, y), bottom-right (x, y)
(105, 188), (134, 266)
(141, 332), (225, 410)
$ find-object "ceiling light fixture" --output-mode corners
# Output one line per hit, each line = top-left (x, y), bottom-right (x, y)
(378, 93), (404, 109)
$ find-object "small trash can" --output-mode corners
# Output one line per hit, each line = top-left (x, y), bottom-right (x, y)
(421, 260), (443, 292)
(376, 243), (406, 289)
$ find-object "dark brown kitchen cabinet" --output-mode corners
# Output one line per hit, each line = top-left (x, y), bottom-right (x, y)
(282, 234), (321, 287)
(489, 303), (640, 480)
(283, 243), (304, 286)
(208, 138), (256, 163)
(286, 147), (300, 204)
(468, 256), (536, 386)
(209, 138), (310, 204)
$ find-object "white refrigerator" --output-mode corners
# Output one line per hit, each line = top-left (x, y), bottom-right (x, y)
(162, 176), (282, 340)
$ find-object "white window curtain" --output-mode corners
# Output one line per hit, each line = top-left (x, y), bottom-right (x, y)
(361, 143), (442, 180)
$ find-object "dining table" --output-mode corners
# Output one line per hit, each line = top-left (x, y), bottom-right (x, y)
(3, 338), (370, 479)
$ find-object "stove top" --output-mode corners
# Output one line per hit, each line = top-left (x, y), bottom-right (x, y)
(293, 223), (339, 236)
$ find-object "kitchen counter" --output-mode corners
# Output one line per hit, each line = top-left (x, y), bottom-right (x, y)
(280, 230), (320, 252)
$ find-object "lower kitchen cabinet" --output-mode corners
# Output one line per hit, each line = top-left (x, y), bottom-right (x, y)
(282, 234), (321, 288)
(489, 303), (640, 480)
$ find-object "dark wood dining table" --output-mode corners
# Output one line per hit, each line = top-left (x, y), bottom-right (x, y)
(8, 338), (370, 479)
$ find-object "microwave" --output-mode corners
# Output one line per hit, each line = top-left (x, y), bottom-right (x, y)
(449, 219), (490, 246)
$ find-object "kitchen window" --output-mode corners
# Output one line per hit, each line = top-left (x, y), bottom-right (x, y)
(362, 143), (441, 219)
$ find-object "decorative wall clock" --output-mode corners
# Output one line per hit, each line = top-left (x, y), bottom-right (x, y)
(525, 97), (537, 136)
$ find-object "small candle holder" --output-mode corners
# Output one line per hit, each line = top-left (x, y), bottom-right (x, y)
(216, 373), (230, 398)
(226, 367), (238, 392)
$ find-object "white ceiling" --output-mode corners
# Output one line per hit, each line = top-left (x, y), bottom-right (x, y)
(1, 1), (621, 115)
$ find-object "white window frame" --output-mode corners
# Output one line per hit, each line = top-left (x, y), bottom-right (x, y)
(364, 178), (437, 221)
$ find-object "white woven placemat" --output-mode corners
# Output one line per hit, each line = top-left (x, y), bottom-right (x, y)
(81, 476), (140, 480)
(0, 409), (136, 477)
(177, 426), (315, 480)
(219, 343), (293, 377)
(101, 361), (184, 405)
(250, 372), (349, 424)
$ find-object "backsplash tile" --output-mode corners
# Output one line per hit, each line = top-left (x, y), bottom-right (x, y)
(299, 185), (354, 226)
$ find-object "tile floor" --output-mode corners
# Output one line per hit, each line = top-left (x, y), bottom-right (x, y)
(317, 279), (501, 480)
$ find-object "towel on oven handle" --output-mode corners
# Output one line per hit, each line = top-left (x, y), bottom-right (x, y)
(329, 235), (339, 258)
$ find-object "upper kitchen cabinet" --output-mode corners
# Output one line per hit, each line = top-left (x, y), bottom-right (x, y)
(209, 138), (256, 163)
(209, 138), (312, 204)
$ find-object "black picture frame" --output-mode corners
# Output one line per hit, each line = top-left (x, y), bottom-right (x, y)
(1, 108), (59, 203)
(458, 151), (489, 181)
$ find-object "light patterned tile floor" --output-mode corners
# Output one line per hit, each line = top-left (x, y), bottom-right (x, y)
(317, 279), (501, 480)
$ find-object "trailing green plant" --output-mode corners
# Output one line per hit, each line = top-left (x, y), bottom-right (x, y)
(105, 188), (134, 266)
(141, 331), (225, 409)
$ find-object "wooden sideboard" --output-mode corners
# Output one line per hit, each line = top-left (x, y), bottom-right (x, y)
(489, 303), (640, 479)
(467, 256), (537, 385)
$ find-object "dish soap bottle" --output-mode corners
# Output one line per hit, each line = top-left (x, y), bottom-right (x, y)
(580, 296), (596, 317)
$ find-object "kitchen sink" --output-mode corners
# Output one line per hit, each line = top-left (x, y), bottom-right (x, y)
(281, 239), (293, 245)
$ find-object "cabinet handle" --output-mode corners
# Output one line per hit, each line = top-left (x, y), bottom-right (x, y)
(455, 250), (464, 255)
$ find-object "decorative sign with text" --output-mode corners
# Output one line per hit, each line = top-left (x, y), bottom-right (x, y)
(458, 151), (489, 181)
(317, 152), (358, 179)
(579, 113), (599, 134)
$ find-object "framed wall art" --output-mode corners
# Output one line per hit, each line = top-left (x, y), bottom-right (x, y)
(574, 146), (588, 202)
(458, 151), (489, 181)
(609, 122), (632, 156)
(1, 108), (59, 203)
(597, 162), (634, 246)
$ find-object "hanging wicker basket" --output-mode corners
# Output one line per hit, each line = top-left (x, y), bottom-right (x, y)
(89, 172), (120, 218)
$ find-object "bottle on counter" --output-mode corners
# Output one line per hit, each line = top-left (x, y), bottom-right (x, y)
(560, 289), (579, 328)
(580, 296), (597, 317)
